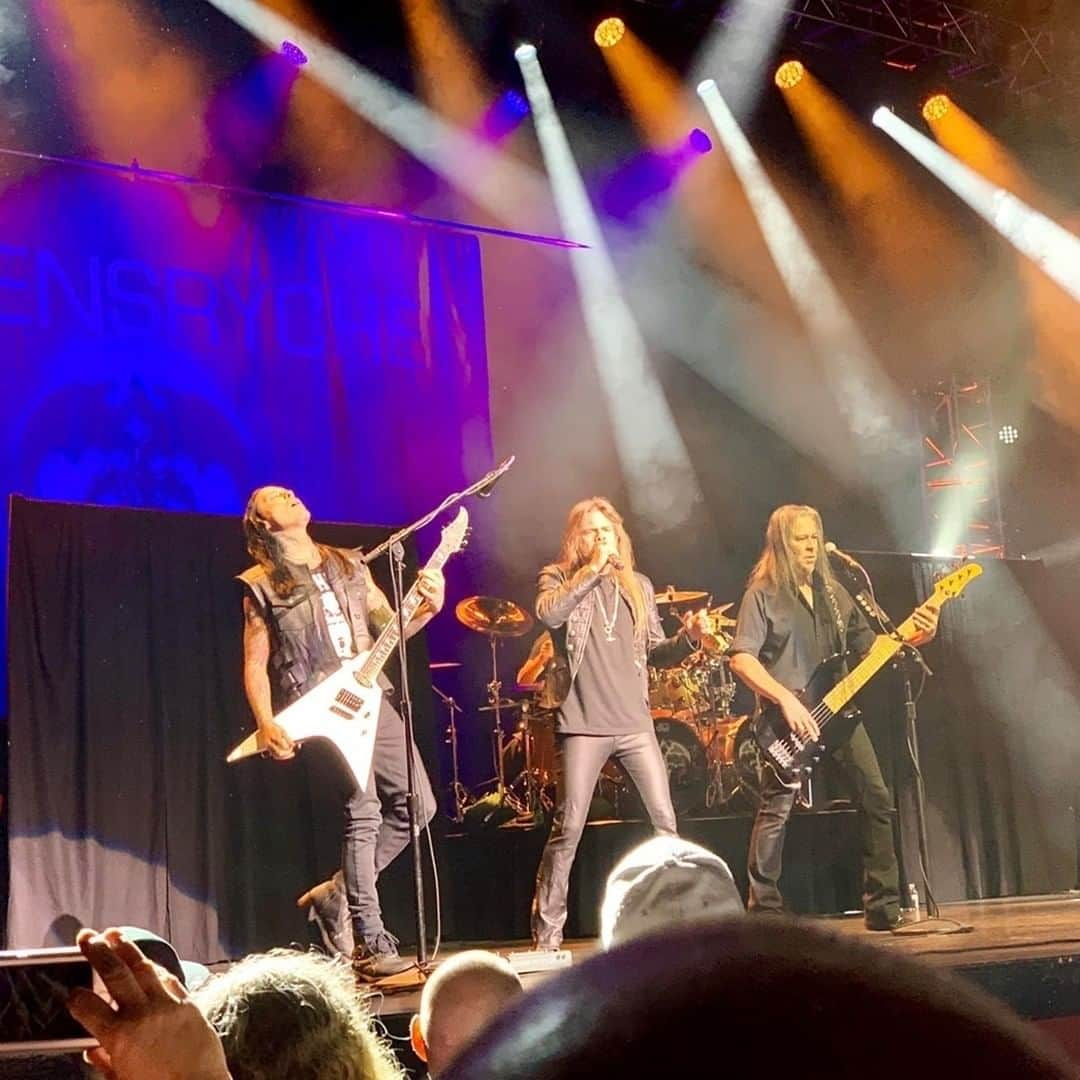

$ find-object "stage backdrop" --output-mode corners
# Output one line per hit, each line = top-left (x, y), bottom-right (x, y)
(0, 151), (494, 704)
(6, 497), (448, 963)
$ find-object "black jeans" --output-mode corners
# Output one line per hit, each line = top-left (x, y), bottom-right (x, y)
(747, 720), (899, 919)
(342, 697), (436, 945)
(532, 730), (677, 947)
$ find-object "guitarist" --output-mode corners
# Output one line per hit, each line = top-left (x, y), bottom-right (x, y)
(728, 505), (939, 930)
(239, 485), (445, 978)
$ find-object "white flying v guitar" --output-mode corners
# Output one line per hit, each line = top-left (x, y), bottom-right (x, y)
(227, 507), (470, 790)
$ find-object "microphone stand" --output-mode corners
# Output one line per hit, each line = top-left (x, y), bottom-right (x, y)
(363, 456), (514, 971)
(832, 551), (952, 931)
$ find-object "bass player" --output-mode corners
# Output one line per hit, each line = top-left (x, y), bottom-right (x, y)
(728, 504), (938, 930)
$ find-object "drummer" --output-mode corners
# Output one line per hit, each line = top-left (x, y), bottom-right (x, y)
(530, 497), (711, 952)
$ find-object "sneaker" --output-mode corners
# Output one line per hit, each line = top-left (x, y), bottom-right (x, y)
(352, 932), (414, 980)
(297, 873), (354, 957)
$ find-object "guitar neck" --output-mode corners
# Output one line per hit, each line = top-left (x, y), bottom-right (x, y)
(358, 545), (454, 685)
(820, 619), (914, 714)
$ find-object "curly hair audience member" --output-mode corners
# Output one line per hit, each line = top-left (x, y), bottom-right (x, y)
(193, 948), (403, 1080)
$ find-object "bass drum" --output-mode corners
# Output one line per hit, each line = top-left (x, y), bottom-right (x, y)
(652, 714), (709, 816)
(704, 714), (767, 812)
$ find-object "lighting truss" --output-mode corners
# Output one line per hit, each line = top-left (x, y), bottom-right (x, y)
(715, 0), (1080, 106)
(915, 376), (1007, 558)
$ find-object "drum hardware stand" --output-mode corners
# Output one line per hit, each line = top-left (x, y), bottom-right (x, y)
(432, 680), (470, 823)
(485, 636), (511, 799)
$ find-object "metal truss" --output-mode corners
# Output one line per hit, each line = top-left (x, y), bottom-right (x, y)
(915, 377), (1007, 559)
(718, 0), (1080, 106)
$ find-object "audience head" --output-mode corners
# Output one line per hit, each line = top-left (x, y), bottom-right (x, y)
(599, 835), (743, 949)
(411, 949), (523, 1077)
(193, 948), (401, 1080)
(444, 920), (1075, 1080)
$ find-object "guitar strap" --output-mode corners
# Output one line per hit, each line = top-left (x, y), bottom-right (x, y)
(821, 578), (848, 666)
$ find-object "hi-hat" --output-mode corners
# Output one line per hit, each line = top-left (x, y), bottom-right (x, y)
(655, 586), (708, 604)
(477, 697), (527, 713)
(456, 595), (534, 638)
(429, 661), (462, 670)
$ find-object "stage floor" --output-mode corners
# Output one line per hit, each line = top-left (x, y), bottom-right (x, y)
(369, 892), (1080, 1020)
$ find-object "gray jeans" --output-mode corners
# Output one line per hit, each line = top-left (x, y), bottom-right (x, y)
(532, 730), (677, 947)
(342, 697), (436, 945)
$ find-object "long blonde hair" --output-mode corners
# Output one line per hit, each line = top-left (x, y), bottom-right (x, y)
(556, 497), (647, 635)
(747, 504), (840, 597)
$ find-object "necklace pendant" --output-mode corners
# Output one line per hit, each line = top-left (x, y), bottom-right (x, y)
(604, 628), (615, 642)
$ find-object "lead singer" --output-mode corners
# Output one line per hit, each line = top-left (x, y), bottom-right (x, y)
(531, 497), (711, 950)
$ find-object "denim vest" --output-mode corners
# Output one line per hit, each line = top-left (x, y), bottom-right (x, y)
(239, 550), (381, 712)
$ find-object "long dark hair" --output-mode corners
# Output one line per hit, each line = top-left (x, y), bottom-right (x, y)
(243, 487), (354, 598)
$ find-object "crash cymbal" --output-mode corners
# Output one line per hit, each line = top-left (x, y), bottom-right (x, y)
(655, 586), (708, 605)
(429, 661), (462, 670)
(455, 595), (534, 638)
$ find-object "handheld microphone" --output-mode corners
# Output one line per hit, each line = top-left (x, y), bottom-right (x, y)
(475, 455), (515, 498)
(608, 554), (625, 571)
(824, 541), (862, 569)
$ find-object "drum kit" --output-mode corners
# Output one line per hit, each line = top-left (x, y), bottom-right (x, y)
(433, 585), (767, 827)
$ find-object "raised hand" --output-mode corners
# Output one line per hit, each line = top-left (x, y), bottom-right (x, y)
(67, 928), (229, 1080)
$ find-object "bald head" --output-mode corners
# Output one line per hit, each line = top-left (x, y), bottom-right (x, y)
(414, 950), (523, 1077)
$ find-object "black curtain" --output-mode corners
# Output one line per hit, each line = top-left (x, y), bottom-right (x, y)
(846, 553), (1079, 903)
(6, 496), (437, 963)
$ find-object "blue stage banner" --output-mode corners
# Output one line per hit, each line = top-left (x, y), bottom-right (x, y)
(0, 151), (493, 682)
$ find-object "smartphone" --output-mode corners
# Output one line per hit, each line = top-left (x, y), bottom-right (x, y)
(0, 947), (98, 1054)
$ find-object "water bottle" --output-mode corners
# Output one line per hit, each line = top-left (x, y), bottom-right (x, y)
(906, 882), (920, 920)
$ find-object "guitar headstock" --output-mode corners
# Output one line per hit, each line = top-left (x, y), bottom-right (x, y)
(440, 507), (470, 555)
(930, 562), (983, 602)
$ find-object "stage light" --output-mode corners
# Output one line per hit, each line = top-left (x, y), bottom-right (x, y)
(687, 128), (712, 155)
(697, 78), (716, 95)
(594, 17), (626, 49)
(514, 42), (537, 63)
(922, 94), (951, 122)
(774, 60), (804, 90)
(872, 106), (892, 127)
(998, 424), (1019, 445)
(280, 40), (308, 66)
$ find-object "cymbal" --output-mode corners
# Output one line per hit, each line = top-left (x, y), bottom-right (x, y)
(707, 604), (737, 629)
(655, 586), (708, 604)
(455, 595), (534, 638)
(429, 661), (462, 670)
(477, 697), (527, 713)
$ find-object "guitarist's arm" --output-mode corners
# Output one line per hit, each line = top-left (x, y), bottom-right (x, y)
(365, 564), (446, 639)
(729, 652), (821, 743)
(242, 596), (295, 760)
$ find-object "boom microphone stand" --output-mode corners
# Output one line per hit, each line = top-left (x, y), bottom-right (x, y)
(828, 547), (967, 934)
(362, 455), (515, 970)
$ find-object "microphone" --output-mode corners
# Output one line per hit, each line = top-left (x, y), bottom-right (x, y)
(475, 455), (515, 498)
(824, 541), (863, 570)
(608, 554), (625, 571)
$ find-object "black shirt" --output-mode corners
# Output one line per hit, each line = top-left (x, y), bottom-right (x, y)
(729, 574), (876, 692)
(556, 577), (652, 736)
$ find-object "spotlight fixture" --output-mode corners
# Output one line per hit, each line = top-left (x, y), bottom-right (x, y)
(594, 17), (626, 48)
(514, 42), (537, 63)
(922, 94), (951, 122)
(774, 60), (805, 90)
(998, 424), (1019, 445)
(687, 128), (712, 155)
(696, 78), (716, 96)
(280, 40), (308, 66)
(871, 106), (893, 127)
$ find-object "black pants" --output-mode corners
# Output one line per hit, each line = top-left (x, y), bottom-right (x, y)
(747, 720), (899, 919)
(342, 697), (436, 945)
(532, 730), (677, 947)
